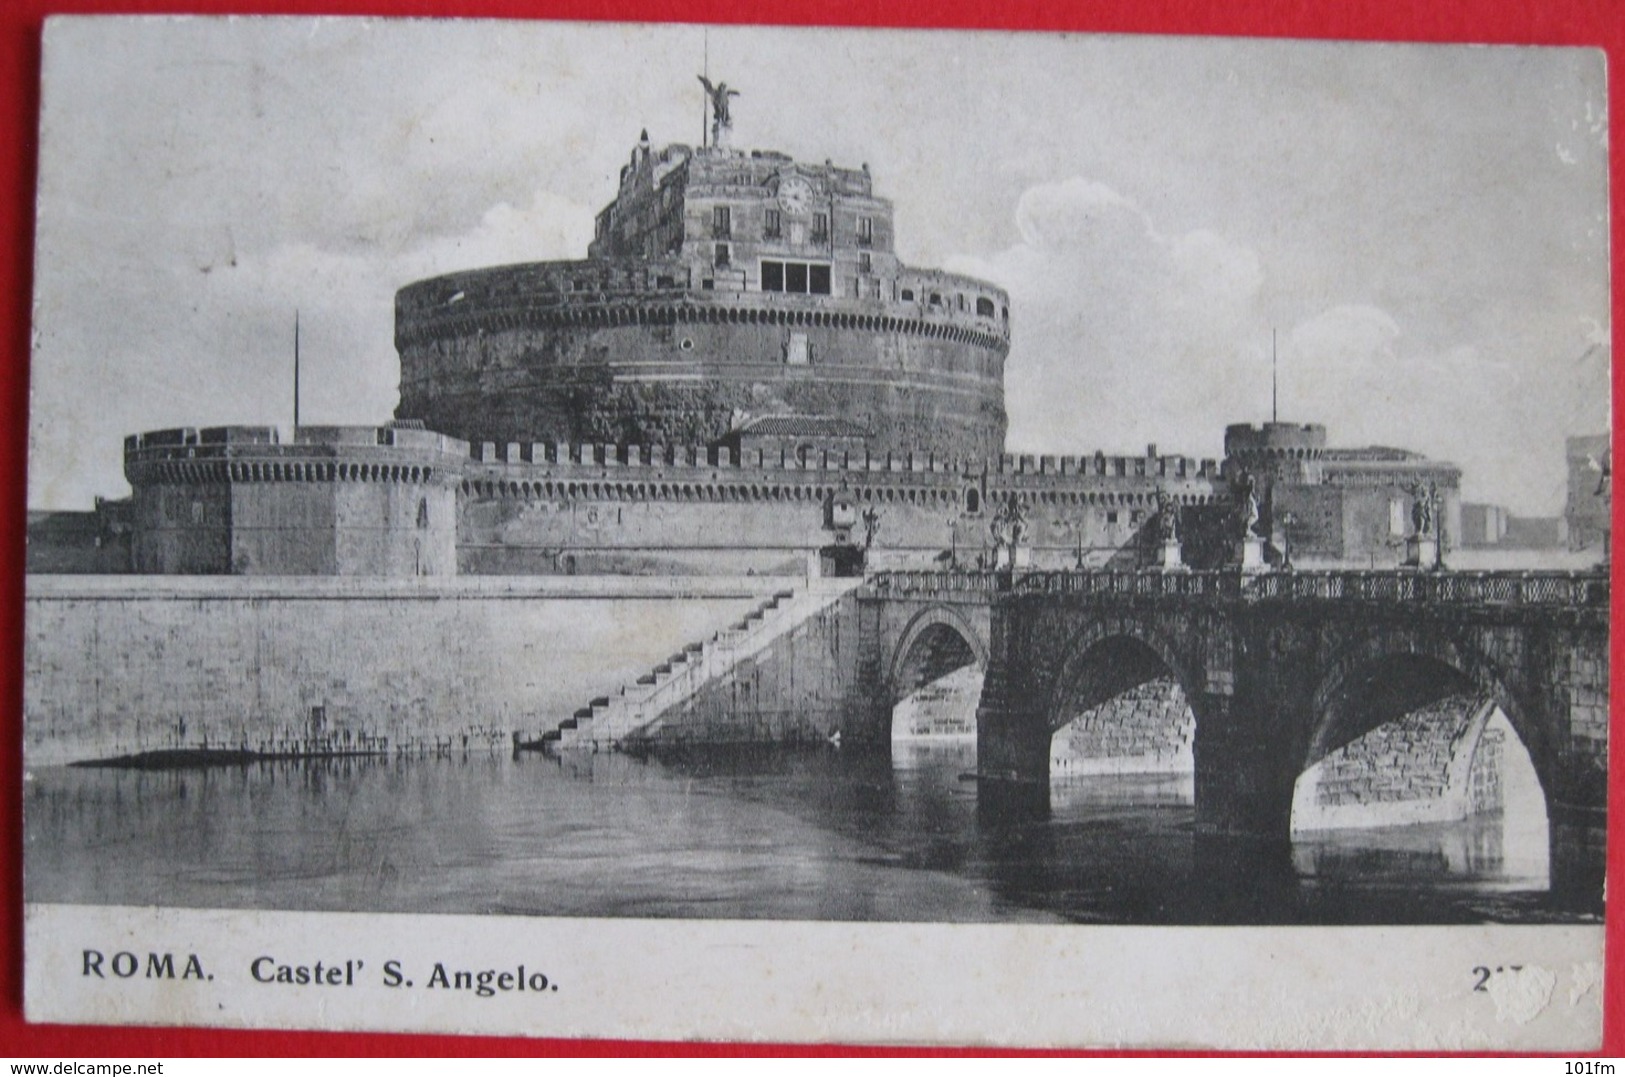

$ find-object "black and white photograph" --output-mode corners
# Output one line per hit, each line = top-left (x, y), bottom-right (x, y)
(20, 17), (1611, 1048)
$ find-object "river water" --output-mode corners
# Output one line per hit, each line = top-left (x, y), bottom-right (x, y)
(24, 739), (1568, 925)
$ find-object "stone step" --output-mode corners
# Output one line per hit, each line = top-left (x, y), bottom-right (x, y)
(543, 579), (862, 750)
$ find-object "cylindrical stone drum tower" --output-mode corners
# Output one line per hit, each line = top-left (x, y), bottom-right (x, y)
(395, 133), (1010, 460)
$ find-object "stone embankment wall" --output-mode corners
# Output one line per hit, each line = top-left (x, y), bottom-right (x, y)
(1050, 677), (1195, 777)
(24, 576), (776, 767)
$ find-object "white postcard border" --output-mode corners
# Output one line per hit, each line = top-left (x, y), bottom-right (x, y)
(24, 903), (1607, 1051)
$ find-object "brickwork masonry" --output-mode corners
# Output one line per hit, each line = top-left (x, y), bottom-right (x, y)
(1290, 694), (1499, 832)
(1049, 676), (1195, 777)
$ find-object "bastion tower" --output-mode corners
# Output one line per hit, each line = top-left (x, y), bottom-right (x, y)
(393, 98), (1011, 460)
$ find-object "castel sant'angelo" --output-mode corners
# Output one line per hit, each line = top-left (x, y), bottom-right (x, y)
(87, 82), (1462, 578)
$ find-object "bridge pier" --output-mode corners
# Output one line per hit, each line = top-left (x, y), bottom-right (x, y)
(974, 613), (1051, 784)
(1190, 684), (1306, 871)
(1549, 804), (1608, 914)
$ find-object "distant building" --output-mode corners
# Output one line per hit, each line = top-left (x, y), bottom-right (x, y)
(1459, 503), (1568, 550)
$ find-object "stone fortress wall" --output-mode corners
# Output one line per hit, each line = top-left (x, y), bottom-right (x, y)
(454, 439), (1224, 575)
(96, 417), (1469, 578)
(123, 425), (466, 576)
(1224, 422), (1463, 566)
(23, 575), (771, 767)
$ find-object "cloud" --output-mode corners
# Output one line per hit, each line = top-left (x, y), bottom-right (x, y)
(1279, 305), (1602, 512)
(951, 177), (1266, 459)
(955, 177), (1604, 515)
(28, 188), (595, 509)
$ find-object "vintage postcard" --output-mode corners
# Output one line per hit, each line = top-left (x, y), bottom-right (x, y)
(21, 18), (1611, 1048)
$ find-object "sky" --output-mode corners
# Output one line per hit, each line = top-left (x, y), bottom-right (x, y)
(28, 18), (1611, 514)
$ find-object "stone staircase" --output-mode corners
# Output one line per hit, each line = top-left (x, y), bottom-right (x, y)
(527, 578), (863, 751)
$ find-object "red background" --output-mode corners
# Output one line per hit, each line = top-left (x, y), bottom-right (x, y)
(0, 0), (1619, 1057)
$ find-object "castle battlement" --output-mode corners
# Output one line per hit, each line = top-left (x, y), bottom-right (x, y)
(124, 425), (470, 488)
(459, 436), (1219, 482)
(1223, 422), (1328, 457)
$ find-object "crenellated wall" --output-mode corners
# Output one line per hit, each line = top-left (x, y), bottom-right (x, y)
(124, 425), (466, 575)
(453, 440), (1224, 574)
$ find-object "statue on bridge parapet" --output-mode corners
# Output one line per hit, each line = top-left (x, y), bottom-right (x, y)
(861, 505), (883, 551)
(990, 493), (1030, 570)
(1405, 479), (1442, 570)
(1233, 471), (1267, 572)
(1409, 479), (1435, 537)
(1151, 487), (1185, 572)
(1236, 472), (1262, 539)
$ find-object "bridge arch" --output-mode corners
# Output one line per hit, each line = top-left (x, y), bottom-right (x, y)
(1045, 615), (1204, 734)
(1294, 629), (1553, 890)
(1306, 630), (1551, 803)
(886, 603), (989, 709)
(1042, 616), (1207, 781)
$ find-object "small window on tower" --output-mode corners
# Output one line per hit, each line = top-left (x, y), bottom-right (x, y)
(713, 206), (731, 238)
(764, 208), (782, 239)
(858, 252), (872, 275)
(812, 212), (829, 241)
(900, 288), (915, 301)
(857, 216), (873, 246)
(786, 333), (810, 365)
(714, 243), (731, 267)
(976, 297), (995, 317)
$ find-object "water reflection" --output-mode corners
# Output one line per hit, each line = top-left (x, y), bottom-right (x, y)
(24, 739), (1567, 924)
